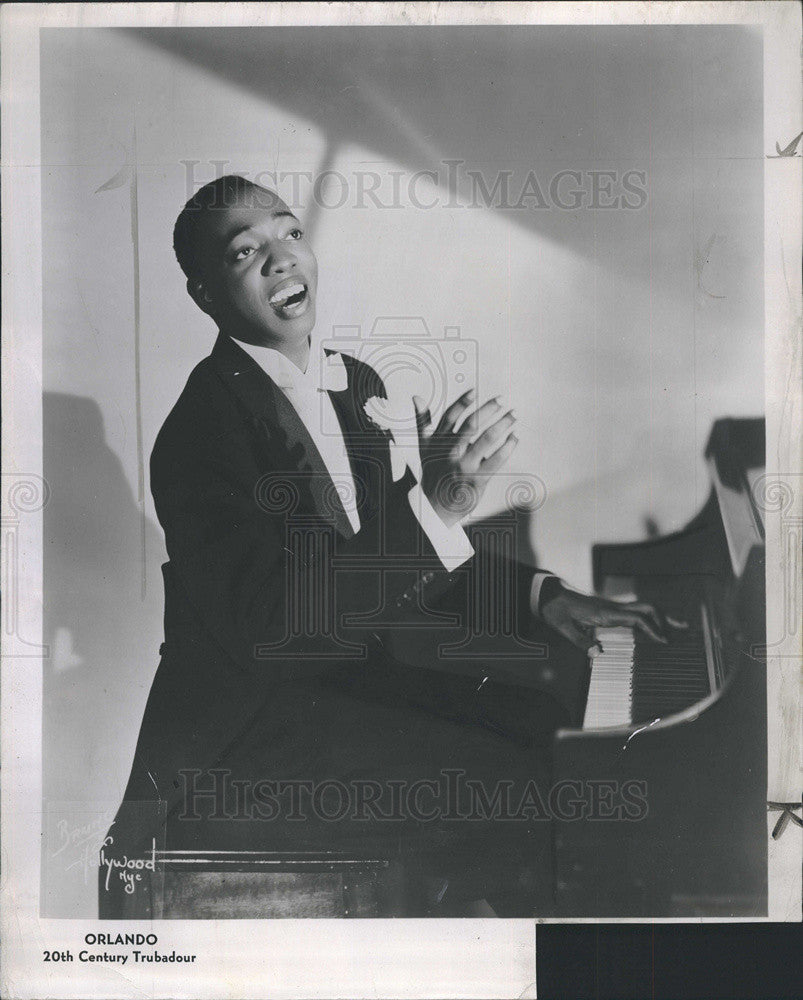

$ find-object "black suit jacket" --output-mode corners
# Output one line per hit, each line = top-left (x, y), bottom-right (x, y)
(117, 333), (554, 842)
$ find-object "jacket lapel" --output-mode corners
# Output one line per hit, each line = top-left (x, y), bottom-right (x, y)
(209, 333), (355, 539)
(325, 353), (393, 525)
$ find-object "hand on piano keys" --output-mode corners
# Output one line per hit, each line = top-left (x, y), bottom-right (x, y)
(540, 585), (693, 729)
(539, 585), (688, 656)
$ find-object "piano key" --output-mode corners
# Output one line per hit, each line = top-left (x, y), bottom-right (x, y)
(583, 603), (713, 729)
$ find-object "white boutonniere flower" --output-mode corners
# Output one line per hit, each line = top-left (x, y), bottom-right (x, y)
(363, 392), (423, 483)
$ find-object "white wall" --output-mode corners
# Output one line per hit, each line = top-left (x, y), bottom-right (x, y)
(39, 26), (763, 915)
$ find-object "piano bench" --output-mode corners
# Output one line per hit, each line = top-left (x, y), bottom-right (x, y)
(101, 850), (408, 919)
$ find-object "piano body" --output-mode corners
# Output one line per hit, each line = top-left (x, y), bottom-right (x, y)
(550, 417), (767, 917)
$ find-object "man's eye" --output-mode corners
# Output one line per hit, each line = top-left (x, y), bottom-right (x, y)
(233, 246), (255, 260)
(286, 228), (303, 240)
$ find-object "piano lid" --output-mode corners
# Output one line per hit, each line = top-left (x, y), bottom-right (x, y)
(705, 417), (765, 578)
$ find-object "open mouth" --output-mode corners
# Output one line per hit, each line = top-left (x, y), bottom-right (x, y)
(268, 279), (310, 319)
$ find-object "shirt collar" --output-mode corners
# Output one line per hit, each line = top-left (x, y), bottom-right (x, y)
(230, 336), (348, 393)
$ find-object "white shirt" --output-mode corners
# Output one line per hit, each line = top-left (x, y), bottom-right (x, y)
(232, 337), (475, 573)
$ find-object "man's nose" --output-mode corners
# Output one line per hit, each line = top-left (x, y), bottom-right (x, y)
(263, 245), (298, 275)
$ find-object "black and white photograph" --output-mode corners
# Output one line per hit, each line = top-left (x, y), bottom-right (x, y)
(2, 2), (801, 998)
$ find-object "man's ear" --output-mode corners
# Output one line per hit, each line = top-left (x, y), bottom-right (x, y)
(187, 278), (216, 318)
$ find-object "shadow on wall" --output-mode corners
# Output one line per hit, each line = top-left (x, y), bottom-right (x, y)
(41, 392), (165, 917)
(125, 25), (633, 253)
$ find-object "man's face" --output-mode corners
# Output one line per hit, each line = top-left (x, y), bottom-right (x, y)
(194, 188), (318, 348)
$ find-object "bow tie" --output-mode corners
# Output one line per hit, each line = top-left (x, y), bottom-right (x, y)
(271, 350), (349, 394)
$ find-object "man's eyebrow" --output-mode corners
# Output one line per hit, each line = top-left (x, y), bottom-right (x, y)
(219, 211), (300, 250)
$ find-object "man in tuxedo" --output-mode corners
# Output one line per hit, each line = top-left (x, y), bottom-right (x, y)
(108, 175), (673, 915)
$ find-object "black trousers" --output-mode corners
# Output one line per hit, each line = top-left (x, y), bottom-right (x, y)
(163, 654), (571, 908)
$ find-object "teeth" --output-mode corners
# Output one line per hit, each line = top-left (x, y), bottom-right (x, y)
(269, 282), (305, 306)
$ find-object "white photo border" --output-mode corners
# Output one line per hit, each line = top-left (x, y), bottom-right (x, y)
(2, 3), (800, 999)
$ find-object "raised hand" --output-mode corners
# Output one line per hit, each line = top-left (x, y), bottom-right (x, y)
(414, 388), (518, 528)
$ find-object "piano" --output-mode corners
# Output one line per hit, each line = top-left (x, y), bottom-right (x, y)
(550, 417), (767, 917)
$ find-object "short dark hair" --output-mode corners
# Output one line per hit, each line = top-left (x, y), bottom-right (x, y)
(172, 174), (280, 285)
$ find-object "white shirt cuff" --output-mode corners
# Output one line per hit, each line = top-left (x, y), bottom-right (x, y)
(530, 571), (560, 616)
(407, 482), (475, 573)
